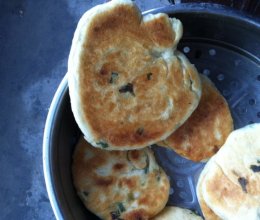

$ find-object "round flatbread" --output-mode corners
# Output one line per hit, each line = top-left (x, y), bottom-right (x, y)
(201, 124), (260, 220)
(68, 0), (201, 150)
(196, 157), (221, 220)
(72, 137), (170, 220)
(161, 74), (233, 161)
(152, 206), (203, 220)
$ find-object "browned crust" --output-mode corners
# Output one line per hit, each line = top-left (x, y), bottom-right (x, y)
(164, 75), (233, 161)
(142, 14), (175, 48)
(68, 0), (201, 149)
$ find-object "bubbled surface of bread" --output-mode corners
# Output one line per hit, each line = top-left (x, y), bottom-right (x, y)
(162, 75), (233, 162)
(68, 0), (201, 150)
(72, 137), (170, 220)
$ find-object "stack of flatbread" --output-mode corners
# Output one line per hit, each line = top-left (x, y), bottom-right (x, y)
(197, 123), (260, 220)
(67, 0), (239, 219)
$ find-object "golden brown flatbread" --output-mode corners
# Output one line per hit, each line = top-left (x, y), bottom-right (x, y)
(72, 137), (170, 220)
(200, 124), (260, 220)
(161, 75), (233, 162)
(68, 0), (201, 150)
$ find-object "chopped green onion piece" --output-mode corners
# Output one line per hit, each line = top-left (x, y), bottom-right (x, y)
(96, 141), (109, 148)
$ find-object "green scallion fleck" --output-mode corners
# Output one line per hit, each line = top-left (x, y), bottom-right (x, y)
(109, 72), (119, 84)
(96, 141), (109, 148)
(147, 73), (152, 80)
(117, 202), (126, 213)
(119, 83), (135, 96)
(127, 192), (134, 201)
(136, 127), (144, 135)
(144, 155), (150, 174)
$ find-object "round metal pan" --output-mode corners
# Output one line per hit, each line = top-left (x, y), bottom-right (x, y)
(43, 3), (260, 220)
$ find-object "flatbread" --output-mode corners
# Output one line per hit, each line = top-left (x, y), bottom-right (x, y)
(196, 157), (221, 220)
(161, 74), (233, 161)
(152, 206), (202, 220)
(72, 137), (170, 220)
(68, 0), (201, 150)
(201, 124), (260, 220)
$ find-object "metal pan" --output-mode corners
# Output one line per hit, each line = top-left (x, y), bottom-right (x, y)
(43, 3), (260, 220)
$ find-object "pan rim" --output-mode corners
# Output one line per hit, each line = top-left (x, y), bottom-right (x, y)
(43, 74), (68, 220)
(144, 3), (259, 27)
